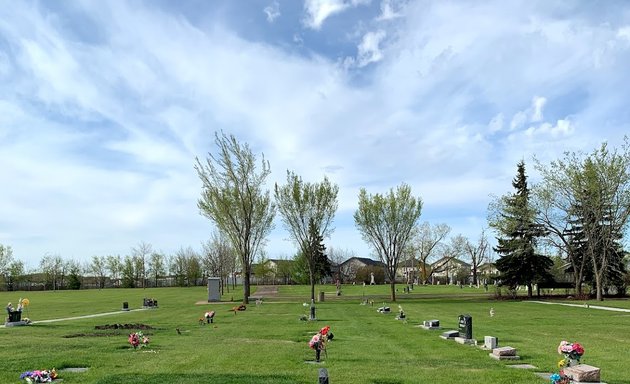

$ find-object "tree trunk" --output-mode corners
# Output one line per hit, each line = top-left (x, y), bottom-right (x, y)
(527, 283), (533, 298)
(390, 280), (396, 302)
(243, 264), (251, 304)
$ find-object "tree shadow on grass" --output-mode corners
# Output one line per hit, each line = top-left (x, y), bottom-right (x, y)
(94, 373), (304, 384)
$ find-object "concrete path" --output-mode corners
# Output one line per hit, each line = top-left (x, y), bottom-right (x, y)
(250, 285), (279, 299)
(529, 300), (630, 312)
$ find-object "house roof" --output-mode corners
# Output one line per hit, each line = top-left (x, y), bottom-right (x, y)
(341, 257), (387, 268)
(430, 257), (471, 268)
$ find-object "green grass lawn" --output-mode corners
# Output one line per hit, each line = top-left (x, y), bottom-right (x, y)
(1, 286), (629, 383)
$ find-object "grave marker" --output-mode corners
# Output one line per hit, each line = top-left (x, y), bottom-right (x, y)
(483, 336), (498, 350)
(421, 320), (440, 330)
(458, 314), (473, 339)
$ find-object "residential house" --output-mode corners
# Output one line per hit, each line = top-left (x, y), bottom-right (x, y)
(430, 257), (471, 285)
(338, 257), (387, 283)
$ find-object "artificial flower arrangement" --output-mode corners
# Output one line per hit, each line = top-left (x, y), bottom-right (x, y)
(19, 369), (57, 383)
(308, 326), (334, 362)
(550, 341), (585, 384)
(557, 340), (584, 367)
(549, 372), (570, 384)
(128, 331), (150, 349)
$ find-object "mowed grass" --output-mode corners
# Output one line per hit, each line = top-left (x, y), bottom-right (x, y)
(1, 287), (629, 384)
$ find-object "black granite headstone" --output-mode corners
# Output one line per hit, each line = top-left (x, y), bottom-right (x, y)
(458, 314), (472, 339)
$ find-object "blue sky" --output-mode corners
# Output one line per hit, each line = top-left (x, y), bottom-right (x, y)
(1, 0), (630, 268)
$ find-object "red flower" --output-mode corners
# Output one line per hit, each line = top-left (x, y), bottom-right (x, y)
(572, 343), (584, 355)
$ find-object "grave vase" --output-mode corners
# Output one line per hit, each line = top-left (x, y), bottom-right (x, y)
(566, 358), (580, 367)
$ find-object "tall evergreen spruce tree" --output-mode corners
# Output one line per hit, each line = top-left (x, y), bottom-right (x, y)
(308, 219), (331, 282)
(492, 161), (553, 297)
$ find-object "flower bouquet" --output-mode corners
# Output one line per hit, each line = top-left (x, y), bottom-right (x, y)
(308, 326), (333, 362)
(128, 331), (150, 349)
(550, 341), (585, 384)
(550, 372), (570, 384)
(557, 340), (584, 367)
(19, 369), (57, 383)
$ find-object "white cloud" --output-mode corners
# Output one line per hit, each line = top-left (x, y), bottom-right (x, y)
(510, 111), (528, 131)
(264, 1), (281, 23)
(531, 96), (547, 122)
(377, 0), (404, 21)
(357, 30), (386, 67)
(525, 119), (573, 138)
(303, 0), (370, 30)
(1, 1), (630, 266)
(488, 113), (504, 133)
(617, 26), (630, 41)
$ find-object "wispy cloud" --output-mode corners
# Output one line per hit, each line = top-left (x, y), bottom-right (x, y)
(357, 29), (386, 66)
(1, 1), (630, 266)
(264, 1), (281, 23)
(302, 0), (370, 30)
(376, 0), (404, 21)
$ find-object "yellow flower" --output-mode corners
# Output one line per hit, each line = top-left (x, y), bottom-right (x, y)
(558, 359), (566, 368)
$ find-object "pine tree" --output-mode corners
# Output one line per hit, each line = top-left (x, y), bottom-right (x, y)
(492, 161), (553, 297)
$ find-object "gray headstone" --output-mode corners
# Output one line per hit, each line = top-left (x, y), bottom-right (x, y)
(440, 330), (460, 339)
(207, 277), (221, 302)
(318, 368), (329, 384)
(423, 319), (440, 328)
(484, 336), (498, 350)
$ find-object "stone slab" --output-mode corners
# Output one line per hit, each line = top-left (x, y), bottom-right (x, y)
(489, 353), (520, 360)
(454, 337), (476, 345)
(58, 368), (89, 373)
(564, 364), (601, 382)
(533, 374), (607, 384)
(507, 364), (537, 369)
(572, 382), (607, 384)
(420, 325), (441, 330)
(440, 330), (459, 339)
(492, 346), (516, 356)
(423, 320), (440, 328)
(4, 321), (28, 327)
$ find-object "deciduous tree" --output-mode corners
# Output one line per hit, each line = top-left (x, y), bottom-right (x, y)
(354, 183), (423, 301)
(411, 222), (451, 284)
(196, 132), (275, 304)
(275, 171), (338, 302)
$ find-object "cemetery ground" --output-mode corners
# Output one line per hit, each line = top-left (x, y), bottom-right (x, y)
(1, 286), (629, 384)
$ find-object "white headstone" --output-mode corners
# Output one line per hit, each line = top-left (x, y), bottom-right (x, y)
(484, 336), (498, 350)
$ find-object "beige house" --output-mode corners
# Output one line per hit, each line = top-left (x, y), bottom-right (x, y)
(430, 257), (471, 285)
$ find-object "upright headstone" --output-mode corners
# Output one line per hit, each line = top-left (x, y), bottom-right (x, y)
(8, 311), (22, 322)
(484, 336), (498, 350)
(318, 368), (329, 384)
(207, 277), (221, 302)
(458, 314), (473, 339)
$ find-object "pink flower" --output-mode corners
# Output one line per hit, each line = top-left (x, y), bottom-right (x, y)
(557, 341), (570, 354)
(308, 334), (320, 349)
